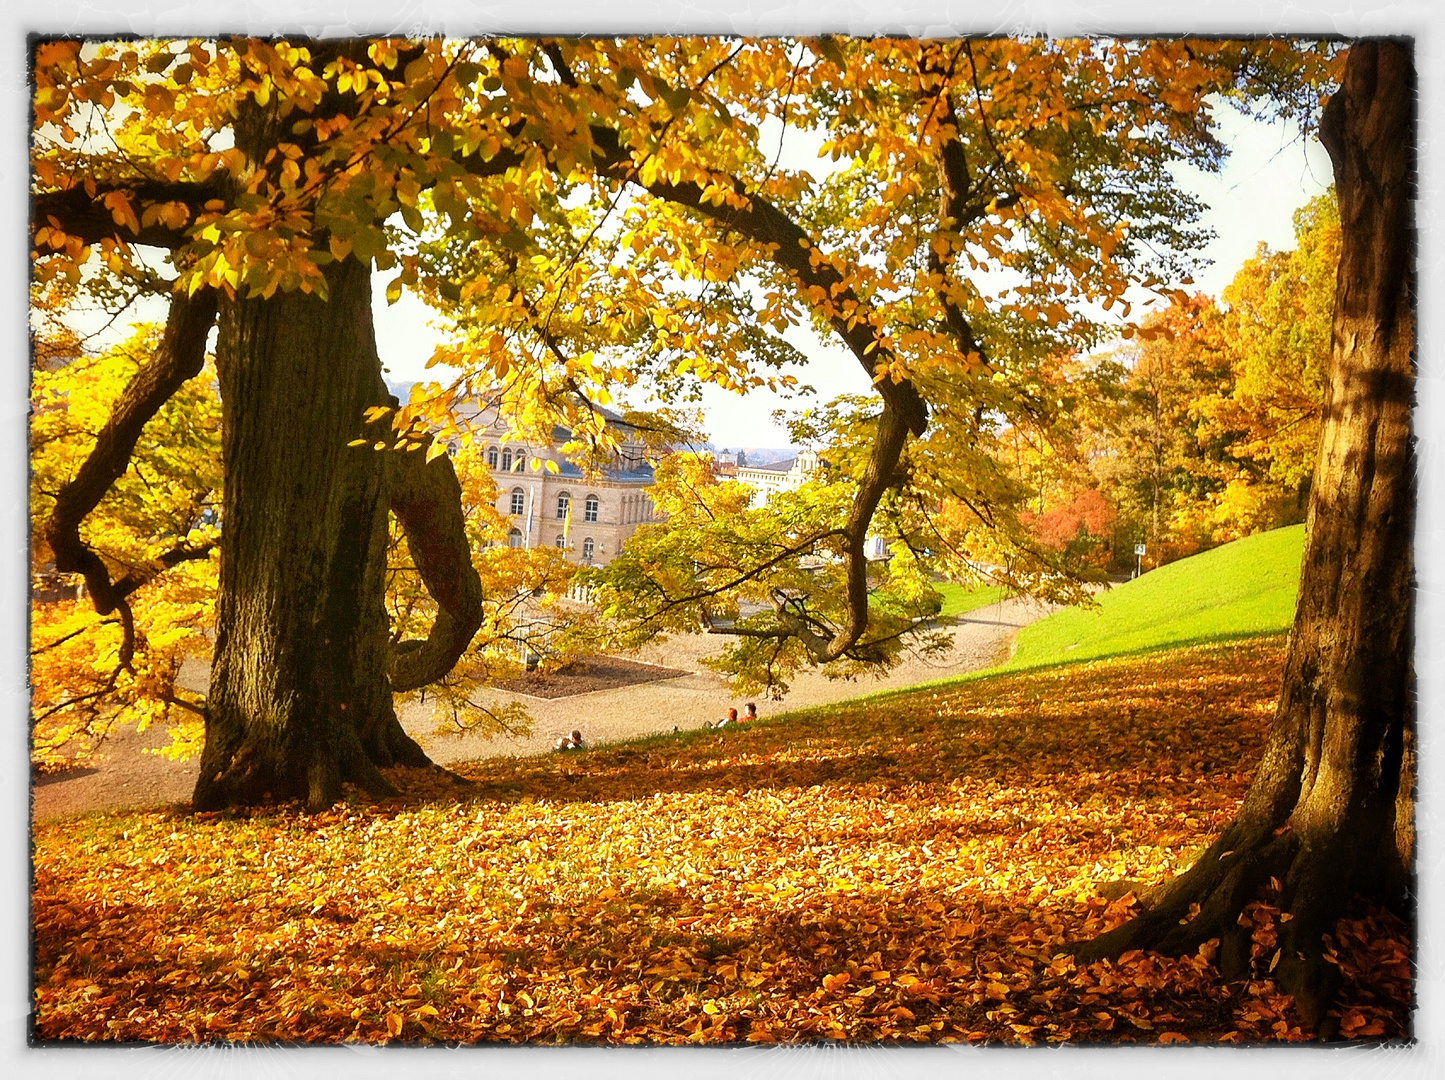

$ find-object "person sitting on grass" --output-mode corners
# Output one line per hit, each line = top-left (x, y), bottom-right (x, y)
(555, 729), (585, 751)
(743, 703), (758, 722)
(710, 707), (738, 729)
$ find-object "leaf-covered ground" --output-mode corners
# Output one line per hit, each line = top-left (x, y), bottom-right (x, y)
(31, 637), (1411, 1045)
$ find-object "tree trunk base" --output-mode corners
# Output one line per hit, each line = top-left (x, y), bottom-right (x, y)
(194, 700), (483, 813)
(1068, 809), (1403, 1035)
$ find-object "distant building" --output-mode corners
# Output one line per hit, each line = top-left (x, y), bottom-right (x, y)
(734, 450), (820, 508)
(725, 449), (890, 561)
(467, 404), (662, 566)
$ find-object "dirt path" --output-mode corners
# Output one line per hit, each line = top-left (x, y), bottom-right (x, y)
(31, 598), (1049, 822)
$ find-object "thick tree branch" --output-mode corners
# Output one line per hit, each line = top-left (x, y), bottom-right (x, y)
(578, 123), (929, 663)
(44, 287), (218, 627)
(590, 123), (928, 440)
(386, 444), (486, 693)
(32, 180), (221, 249)
(924, 87), (989, 362)
(771, 398), (915, 663)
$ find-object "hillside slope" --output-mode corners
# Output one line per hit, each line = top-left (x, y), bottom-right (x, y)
(1007, 525), (1306, 670)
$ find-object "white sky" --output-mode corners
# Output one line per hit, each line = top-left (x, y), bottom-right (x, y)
(370, 101), (1334, 449)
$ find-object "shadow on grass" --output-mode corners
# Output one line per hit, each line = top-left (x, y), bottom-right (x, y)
(436, 636), (1289, 811)
(879, 630), (1293, 704)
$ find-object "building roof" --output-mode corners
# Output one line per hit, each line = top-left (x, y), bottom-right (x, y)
(741, 457), (797, 474)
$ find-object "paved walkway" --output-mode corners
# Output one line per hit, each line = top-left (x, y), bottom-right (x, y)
(31, 598), (1049, 822)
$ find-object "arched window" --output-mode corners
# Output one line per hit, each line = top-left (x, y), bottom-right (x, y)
(501, 448), (512, 472)
(581, 537), (595, 562)
(556, 492), (571, 520)
(486, 446), (498, 469)
(554, 535), (566, 549)
(584, 494), (599, 523)
(510, 488), (525, 516)
(514, 448), (527, 472)
(508, 528), (524, 549)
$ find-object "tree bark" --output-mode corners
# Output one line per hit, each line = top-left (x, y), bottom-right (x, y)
(1072, 40), (1415, 1035)
(194, 257), (407, 810)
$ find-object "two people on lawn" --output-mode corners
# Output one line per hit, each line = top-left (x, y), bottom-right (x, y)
(709, 703), (757, 728)
(555, 702), (756, 750)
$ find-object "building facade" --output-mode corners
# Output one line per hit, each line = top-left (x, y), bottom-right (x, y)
(472, 407), (661, 566)
(733, 450), (820, 508)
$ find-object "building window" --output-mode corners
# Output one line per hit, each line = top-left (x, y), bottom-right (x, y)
(508, 528), (523, 549)
(554, 535), (566, 549)
(501, 449), (512, 472)
(581, 537), (594, 562)
(584, 494), (599, 523)
(557, 492), (570, 520)
(514, 448), (527, 472)
(510, 488), (525, 516)
(487, 446), (498, 469)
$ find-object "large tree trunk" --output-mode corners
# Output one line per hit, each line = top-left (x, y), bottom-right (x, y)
(1072, 40), (1415, 1035)
(193, 258), (434, 812)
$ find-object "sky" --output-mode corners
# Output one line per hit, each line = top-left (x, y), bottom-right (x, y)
(367, 100), (1334, 450)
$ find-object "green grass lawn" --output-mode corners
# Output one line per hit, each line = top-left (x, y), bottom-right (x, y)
(1006, 524), (1306, 670)
(935, 582), (1011, 618)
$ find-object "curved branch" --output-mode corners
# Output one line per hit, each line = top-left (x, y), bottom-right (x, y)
(775, 398), (914, 662)
(43, 287), (218, 624)
(581, 123), (931, 663)
(923, 83), (989, 362)
(386, 445), (485, 693)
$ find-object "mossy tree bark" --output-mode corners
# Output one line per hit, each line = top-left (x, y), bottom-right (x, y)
(1072, 40), (1416, 1035)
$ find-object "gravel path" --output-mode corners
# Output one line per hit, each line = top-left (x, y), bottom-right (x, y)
(31, 597), (1050, 822)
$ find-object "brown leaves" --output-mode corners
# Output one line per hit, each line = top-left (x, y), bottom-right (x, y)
(31, 639), (1410, 1045)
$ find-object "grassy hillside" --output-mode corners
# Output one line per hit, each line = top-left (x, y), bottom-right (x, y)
(936, 582), (1011, 619)
(1007, 525), (1306, 670)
